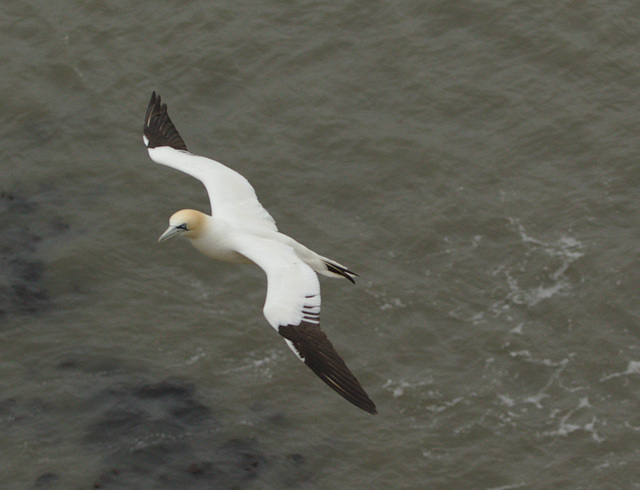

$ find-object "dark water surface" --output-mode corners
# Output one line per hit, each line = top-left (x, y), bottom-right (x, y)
(2, 0), (640, 488)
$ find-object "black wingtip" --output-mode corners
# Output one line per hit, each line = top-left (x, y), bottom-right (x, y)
(279, 322), (377, 415)
(143, 91), (188, 151)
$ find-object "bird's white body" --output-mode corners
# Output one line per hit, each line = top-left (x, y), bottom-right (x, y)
(187, 215), (325, 270)
(143, 92), (376, 414)
(188, 216), (254, 264)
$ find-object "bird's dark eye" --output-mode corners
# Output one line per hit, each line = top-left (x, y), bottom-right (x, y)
(177, 223), (188, 230)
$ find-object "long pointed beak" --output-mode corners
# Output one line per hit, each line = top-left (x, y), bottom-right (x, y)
(158, 225), (185, 243)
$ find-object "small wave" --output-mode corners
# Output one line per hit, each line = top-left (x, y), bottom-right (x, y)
(539, 397), (604, 443)
(599, 361), (640, 382)
(221, 349), (283, 379)
(492, 219), (584, 309)
(382, 377), (432, 399)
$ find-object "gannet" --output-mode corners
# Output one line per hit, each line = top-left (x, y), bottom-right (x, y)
(143, 92), (376, 414)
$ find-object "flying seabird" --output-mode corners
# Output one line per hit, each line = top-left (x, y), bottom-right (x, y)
(143, 92), (377, 415)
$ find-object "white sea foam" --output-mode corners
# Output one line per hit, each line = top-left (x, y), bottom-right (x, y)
(539, 397), (603, 443)
(382, 377), (432, 398)
(222, 349), (283, 379)
(599, 361), (640, 381)
(490, 219), (585, 311)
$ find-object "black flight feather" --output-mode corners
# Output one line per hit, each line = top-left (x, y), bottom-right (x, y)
(279, 321), (377, 415)
(143, 91), (188, 151)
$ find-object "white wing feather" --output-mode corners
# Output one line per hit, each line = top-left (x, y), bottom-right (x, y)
(232, 236), (321, 331)
(148, 146), (277, 231)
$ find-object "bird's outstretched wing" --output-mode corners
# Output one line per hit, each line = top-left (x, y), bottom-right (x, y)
(143, 91), (277, 231)
(234, 236), (377, 415)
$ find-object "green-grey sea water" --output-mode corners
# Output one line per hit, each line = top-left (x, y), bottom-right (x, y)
(2, 1), (639, 487)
